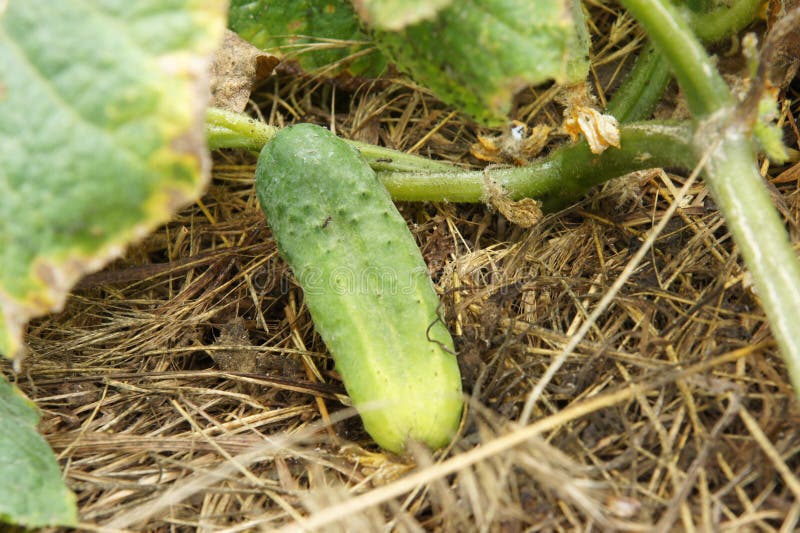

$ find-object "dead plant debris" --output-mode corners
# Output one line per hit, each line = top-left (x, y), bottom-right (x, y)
(4, 3), (800, 531)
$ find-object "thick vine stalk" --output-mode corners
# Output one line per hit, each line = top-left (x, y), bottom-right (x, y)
(619, 0), (800, 395)
(377, 122), (695, 209)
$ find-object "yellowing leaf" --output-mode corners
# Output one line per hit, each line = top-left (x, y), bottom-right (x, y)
(0, 0), (227, 359)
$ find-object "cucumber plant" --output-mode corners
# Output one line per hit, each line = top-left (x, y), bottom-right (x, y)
(211, 0), (800, 400)
(255, 123), (463, 454)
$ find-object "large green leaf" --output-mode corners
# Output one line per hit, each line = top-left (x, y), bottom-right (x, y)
(0, 0), (227, 358)
(0, 375), (76, 527)
(228, 0), (386, 76)
(369, 0), (590, 125)
(351, 0), (453, 30)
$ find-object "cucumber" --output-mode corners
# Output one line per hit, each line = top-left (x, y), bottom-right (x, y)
(255, 123), (463, 453)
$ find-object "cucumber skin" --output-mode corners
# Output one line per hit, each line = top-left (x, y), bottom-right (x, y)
(255, 124), (462, 453)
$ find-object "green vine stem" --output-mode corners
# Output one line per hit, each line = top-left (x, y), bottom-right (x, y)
(687, 0), (763, 43)
(605, 43), (671, 123)
(620, 0), (732, 117)
(606, 0), (760, 122)
(348, 140), (456, 173)
(701, 130), (800, 394)
(206, 107), (455, 173)
(377, 122), (695, 209)
(206, 107), (695, 210)
(206, 107), (277, 151)
(207, 109), (694, 211)
(620, 0), (800, 396)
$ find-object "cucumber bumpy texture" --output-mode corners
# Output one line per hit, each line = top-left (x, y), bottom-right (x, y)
(255, 123), (463, 453)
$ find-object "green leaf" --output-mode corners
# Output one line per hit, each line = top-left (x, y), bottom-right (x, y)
(0, 0), (227, 358)
(228, 0), (387, 77)
(368, 0), (590, 125)
(351, 0), (453, 30)
(0, 375), (77, 527)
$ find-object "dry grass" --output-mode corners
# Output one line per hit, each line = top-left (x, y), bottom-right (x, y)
(4, 3), (800, 531)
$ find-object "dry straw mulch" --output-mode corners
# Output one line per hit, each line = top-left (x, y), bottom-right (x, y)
(5, 3), (800, 531)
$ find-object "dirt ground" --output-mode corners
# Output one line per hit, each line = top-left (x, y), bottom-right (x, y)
(5, 4), (800, 531)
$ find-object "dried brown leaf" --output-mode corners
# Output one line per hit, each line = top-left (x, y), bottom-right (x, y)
(209, 30), (280, 112)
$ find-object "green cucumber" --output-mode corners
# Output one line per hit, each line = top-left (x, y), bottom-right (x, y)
(255, 123), (463, 453)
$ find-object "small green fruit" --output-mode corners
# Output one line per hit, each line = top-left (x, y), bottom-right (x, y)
(255, 124), (463, 453)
